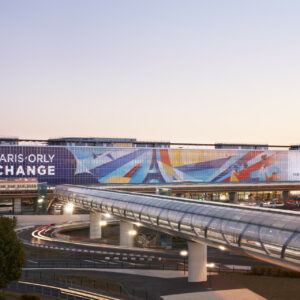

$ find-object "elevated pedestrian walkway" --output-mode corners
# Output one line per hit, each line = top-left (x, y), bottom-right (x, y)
(55, 185), (300, 273)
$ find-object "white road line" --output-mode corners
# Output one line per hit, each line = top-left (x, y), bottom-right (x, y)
(27, 260), (37, 264)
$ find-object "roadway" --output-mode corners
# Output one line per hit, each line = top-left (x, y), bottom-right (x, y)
(18, 224), (275, 269)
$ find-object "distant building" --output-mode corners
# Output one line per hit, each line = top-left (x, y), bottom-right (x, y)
(0, 137), (19, 145)
(47, 137), (170, 148)
(48, 137), (136, 147)
(215, 143), (268, 150)
(289, 145), (300, 150)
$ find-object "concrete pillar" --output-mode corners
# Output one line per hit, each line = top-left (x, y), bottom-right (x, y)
(229, 192), (238, 203)
(90, 212), (102, 239)
(120, 221), (134, 247)
(13, 198), (21, 214)
(188, 241), (207, 282)
(282, 191), (289, 204)
(175, 193), (185, 198)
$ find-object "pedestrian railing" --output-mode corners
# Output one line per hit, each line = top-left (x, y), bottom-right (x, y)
(8, 280), (121, 300)
(24, 259), (252, 273)
(25, 259), (184, 271)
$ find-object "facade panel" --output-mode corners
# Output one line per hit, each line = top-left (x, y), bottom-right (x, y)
(0, 146), (298, 185)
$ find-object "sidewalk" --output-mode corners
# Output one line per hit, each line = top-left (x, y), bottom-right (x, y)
(162, 289), (266, 300)
(23, 268), (267, 299)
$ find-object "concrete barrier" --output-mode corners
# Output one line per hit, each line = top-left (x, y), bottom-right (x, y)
(7, 214), (90, 226)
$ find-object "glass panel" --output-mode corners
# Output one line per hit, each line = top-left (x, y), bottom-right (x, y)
(141, 214), (151, 223)
(192, 215), (212, 229)
(180, 214), (192, 226)
(260, 227), (291, 246)
(180, 224), (193, 233)
(240, 225), (263, 252)
(158, 219), (170, 228)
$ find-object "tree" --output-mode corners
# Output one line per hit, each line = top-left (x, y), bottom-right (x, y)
(0, 216), (25, 293)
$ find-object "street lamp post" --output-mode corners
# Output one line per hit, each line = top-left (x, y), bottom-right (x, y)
(180, 250), (188, 276)
(206, 263), (216, 289)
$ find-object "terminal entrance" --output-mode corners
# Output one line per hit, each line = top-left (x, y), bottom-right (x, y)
(1, 179), (300, 215)
(173, 191), (292, 207)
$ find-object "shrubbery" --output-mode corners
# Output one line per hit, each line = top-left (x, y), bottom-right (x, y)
(251, 266), (300, 278)
(21, 294), (42, 300)
(0, 216), (25, 291)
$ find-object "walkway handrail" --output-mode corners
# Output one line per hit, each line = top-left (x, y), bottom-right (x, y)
(8, 280), (120, 300)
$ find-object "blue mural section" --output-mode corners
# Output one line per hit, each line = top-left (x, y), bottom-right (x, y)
(0, 146), (76, 185)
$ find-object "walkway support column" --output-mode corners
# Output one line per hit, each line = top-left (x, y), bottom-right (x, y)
(90, 212), (102, 239)
(229, 192), (238, 203)
(188, 241), (207, 282)
(120, 221), (134, 247)
(282, 191), (289, 204)
(13, 198), (22, 214)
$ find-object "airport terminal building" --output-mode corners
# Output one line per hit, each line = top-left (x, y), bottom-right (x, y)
(1, 137), (300, 214)
(0, 137), (300, 185)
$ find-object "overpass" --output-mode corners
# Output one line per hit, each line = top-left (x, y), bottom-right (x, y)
(54, 184), (300, 282)
(0, 180), (53, 214)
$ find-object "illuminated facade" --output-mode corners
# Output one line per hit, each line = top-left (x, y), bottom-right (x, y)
(0, 145), (299, 185)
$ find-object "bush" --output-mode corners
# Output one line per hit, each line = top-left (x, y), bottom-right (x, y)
(251, 266), (300, 278)
(251, 266), (264, 275)
(270, 268), (280, 276)
(0, 216), (25, 290)
(21, 294), (41, 300)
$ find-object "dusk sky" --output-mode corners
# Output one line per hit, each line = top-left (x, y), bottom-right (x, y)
(1, 1), (300, 144)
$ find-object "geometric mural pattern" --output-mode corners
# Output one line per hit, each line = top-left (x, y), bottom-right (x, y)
(0, 146), (297, 185)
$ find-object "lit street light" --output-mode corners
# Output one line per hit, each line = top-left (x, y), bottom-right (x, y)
(128, 229), (137, 236)
(64, 203), (74, 214)
(37, 198), (44, 204)
(206, 263), (215, 268)
(180, 250), (188, 275)
(99, 220), (107, 226)
(207, 262), (216, 289)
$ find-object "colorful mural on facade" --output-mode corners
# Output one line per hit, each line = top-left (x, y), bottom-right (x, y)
(69, 147), (289, 184)
(0, 146), (296, 185)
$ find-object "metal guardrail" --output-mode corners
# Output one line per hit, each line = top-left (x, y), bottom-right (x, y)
(25, 259), (185, 271)
(17, 266), (251, 300)
(8, 280), (122, 300)
(24, 259), (252, 273)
